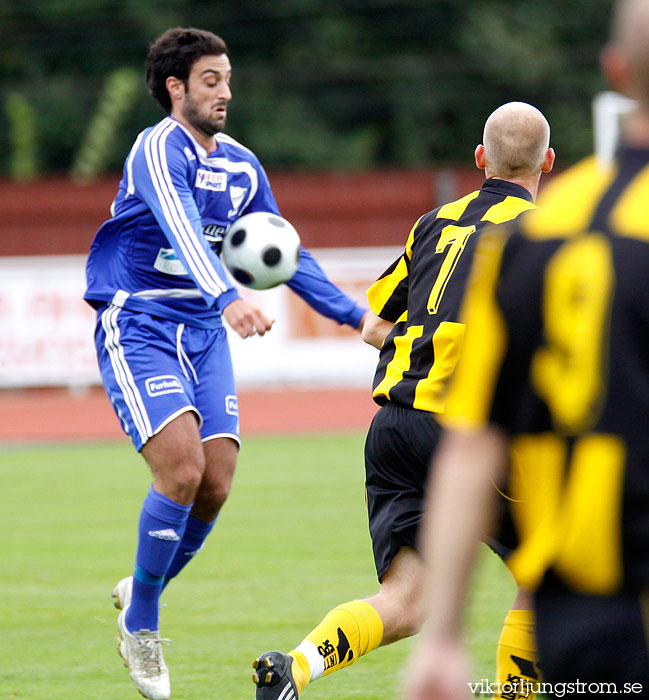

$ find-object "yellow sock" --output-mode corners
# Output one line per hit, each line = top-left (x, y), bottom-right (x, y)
(289, 600), (384, 694)
(492, 609), (541, 699)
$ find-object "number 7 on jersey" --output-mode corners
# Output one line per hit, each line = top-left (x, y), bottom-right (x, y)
(427, 224), (477, 314)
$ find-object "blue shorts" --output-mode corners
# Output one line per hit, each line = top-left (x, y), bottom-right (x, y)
(94, 305), (239, 451)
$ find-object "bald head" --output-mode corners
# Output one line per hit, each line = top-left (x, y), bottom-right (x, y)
(481, 102), (551, 179)
(609, 0), (649, 105)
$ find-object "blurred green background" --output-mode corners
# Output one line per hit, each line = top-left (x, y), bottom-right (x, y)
(0, 0), (613, 179)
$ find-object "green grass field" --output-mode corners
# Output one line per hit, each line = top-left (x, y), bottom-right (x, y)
(1, 433), (515, 699)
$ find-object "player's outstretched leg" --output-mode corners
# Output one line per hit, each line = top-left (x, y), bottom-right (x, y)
(252, 599), (384, 698)
(253, 651), (299, 700)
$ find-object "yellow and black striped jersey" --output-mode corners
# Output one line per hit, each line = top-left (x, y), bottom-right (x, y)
(367, 178), (536, 413)
(444, 144), (649, 595)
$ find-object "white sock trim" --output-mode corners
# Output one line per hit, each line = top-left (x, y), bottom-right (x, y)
(294, 640), (325, 681)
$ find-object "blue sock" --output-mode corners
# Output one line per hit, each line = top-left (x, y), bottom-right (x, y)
(125, 487), (192, 633)
(163, 515), (217, 588)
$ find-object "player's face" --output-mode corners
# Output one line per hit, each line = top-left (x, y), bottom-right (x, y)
(182, 54), (232, 137)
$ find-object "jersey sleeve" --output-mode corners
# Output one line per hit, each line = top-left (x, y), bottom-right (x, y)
(366, 216), (421, 322)
(286, 248), (366, 328)
(132, 127), (239, 312)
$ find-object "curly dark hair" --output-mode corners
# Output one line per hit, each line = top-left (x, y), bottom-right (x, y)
(145, 27), (228, 113)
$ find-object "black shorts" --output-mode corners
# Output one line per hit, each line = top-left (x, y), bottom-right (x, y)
(486, 495), (518, 561)
(535, 572), (649, 691)
(364, 403), (442, 580)
(364, 402), (517, 580)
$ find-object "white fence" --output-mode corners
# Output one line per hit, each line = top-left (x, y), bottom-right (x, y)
(0, 247), (399, 390)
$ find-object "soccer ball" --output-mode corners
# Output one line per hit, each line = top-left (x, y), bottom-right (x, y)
(221, 212), (301, 290)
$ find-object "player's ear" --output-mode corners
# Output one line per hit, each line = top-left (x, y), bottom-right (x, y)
(475, 144), (486, 170)
(542, 147), (555, 173)
(166, 76), (186, 105)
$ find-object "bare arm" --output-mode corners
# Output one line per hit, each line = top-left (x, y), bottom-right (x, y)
(403, 426), (507, 700)
(361, 310), (395, 349)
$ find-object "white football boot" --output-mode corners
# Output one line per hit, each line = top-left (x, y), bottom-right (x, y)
(114, 577), (171, 700)
(112, 576), (133, 611)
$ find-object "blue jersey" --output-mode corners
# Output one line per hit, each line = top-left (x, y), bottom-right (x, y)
(85, 116), (365, 329)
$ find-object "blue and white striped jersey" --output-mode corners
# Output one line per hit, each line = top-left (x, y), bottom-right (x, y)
(85, 117), (365, 329)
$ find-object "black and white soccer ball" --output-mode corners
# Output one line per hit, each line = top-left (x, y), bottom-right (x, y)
(221, 212), (301, 290)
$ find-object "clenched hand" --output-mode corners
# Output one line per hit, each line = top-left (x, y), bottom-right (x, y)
(223, 298), (275, 338)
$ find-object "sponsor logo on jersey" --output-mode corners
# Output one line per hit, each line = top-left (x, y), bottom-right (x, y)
(154, 247), (188, 276)
(146, 375), (184, 397)
(225, 394), (238, 416)
(196, 169), (227, 192)
(147, 528), (180, 541)
(203, 223), (227, 251)
(228, 185), (247, 217)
